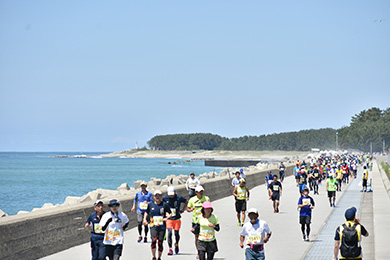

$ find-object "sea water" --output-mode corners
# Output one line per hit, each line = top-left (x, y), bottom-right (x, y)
(0, 152), (225, 216)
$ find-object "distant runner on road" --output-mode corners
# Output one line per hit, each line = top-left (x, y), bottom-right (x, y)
(233, 179), (250, 226)
(85, 200), (106, 260)
(298, 187), (315, 242)
(278, 162), (285, 183)
(131, 181), (153, 243)
(268, 175), (282, 213)
(186, 172), (201, 198)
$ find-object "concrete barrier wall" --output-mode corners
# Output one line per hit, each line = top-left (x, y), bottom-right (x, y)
(0, 165), (294, 260)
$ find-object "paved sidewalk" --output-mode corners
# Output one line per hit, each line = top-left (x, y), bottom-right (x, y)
(40, 171), (365, 260)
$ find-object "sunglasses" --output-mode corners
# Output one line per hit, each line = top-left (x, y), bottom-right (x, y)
(110, 204), (119, 207)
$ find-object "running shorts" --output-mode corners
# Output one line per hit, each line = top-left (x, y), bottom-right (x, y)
(104, 244), (123, 257)
(166, 219), (181, 231)
(150, 228), (165, 242)
(235, 200), (247, 213)
(362, 179), (367, 187)
(192, 222), (200, 235)
(299, 215), (311, 225)
(327, 190), (336, 198)
(197, 239), (218, 253)
(137, 212), (149, 223)
(271, 193), (280, 201)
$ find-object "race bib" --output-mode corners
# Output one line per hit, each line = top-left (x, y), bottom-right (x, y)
(329, 183), (335, 188)
(139, 202), (148, 210)
(302, 198), (311, 205)
(200, 229), (214, 241)
(195, 208), (202, 216)
(314, 173), (319, 177)
(248, 234), (262, 245)
(300, 177), (305, 183)
(105, 230), (121, 242)
(93, 224), (104, 234)
(153, 216), (164, 226)
(170, 208), (177, 216)
(273, 185), (279, 191)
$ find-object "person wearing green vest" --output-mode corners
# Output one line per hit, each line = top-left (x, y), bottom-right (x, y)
(327, 175), (337, 207)
(233, 179), (250, 226)
(187, 185), (210, 259)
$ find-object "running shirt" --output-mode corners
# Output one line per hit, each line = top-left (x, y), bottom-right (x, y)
(327, 178), (337, 191)
(187, 195), (210, 223)
(313, 169), (320, 179)
(86, 211), (105, 235)
(99, 211), (129, 245)
(279, 164), (285, 173)
(298, 196), (315, 216)
(133, 190), (153, 213)
(194, 214), (219, 242)
(146, 201), (171, 230)
(162, 194), (187, 220)
(362, 170), (368, 180)
(265, 174), (274, 186)
(186, 177), (200, 190)
(232, 177), (243, 187)
(293, 166), (300, 177)
(297, 172), (307, 184)
(268, 181), (282, 194)
(236, 186), (248, 200)
(240, 219), (271, 252)
(336, 169), (343, 179)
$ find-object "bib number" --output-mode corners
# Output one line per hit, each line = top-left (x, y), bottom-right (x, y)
(248, 234), (262, 245)
(140, 202), (148, 210)
(200, 229), (214, 241)
(153, 216), (164, 226)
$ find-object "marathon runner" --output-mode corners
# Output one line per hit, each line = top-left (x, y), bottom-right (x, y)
(233, 179), (250, 226)
(232, 171), (243, 187)
(298, 187), (315, 242)
(268, 175), (282, 213)
(85, 200), (105, 260)
(186, 172), (201, 198)
(131, 181), (153, 243)
(162, 186), (188, 255)
(327, 175), (337, 207)
(297, 169), (307, 194)
(278, 162), (286, 182)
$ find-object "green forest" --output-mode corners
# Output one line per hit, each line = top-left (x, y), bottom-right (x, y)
(147, 107), (390, 152)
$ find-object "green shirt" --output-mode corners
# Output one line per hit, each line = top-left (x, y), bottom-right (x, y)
(195, 214), (219, 242)
(327, 178), (337, 191)
(188, 195), (210, 223)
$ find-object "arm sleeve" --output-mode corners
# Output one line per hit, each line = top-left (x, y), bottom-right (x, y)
(214, 224), (220, 232)
(311, 197), (315, 206)
(133, 193), (138, 205)
(360, 225), (368, 236)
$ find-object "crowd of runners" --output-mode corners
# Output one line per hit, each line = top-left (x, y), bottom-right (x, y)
(84, 154), (373, 260)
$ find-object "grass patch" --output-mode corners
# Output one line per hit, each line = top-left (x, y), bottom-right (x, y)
(381, 162), (390, 180)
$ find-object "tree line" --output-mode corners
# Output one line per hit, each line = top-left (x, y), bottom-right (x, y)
(147, 107), (390, 152)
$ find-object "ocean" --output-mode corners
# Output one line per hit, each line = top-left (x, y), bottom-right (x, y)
(0, 152), (224, 216)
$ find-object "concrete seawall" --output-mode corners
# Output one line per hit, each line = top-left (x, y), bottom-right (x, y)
(0, 165), (295, 260)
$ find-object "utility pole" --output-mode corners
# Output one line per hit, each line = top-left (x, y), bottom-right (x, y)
(384, 139), (386, 153)
(370, 142), (372, 154)
(336, 132), (338, 152)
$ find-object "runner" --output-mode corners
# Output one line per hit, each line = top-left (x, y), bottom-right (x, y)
(293, 163), (301, 187)
(264, 171), (274, 198)
(298, 187), (315, 241)
(191, 201), (220, 260)
(240, 208), (272, 260)
(312, 166), (320, 195)
(187, 185), (210, 259)
(131, 181), (153, 243)
(341, 163), (349, 184)
(186, 172), (201, 198)
(361, 166), (368, 192)
(162, 186), (188, 255)
(233, 179), (250, 226)
(334, 207), (369, 260)
(297, 169), (307, 194)
(308, 166), (314, 191)
(327, 174), (337, 207)
(278, 162), (286, 183)
(143, 190), (173, 260)
(336, 166), (343, 192)
(240, 168), (247, 179)
(99, 199), (129, 260)
(268, 175), (282, 213)
(85, 200), (106, 260)
(232, 171), (243, 187)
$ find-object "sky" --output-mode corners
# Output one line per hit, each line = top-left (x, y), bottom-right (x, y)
(0, 0), (389, 152)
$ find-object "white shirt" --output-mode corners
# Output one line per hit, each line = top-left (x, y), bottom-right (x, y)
(99, 211), (129, 245)
(186, 177), (200, 189)
(240, 219), (271, 252)
(232, 177), (242, 187)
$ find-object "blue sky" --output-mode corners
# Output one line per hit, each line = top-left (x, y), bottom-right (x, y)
(0, 1), (389, 152)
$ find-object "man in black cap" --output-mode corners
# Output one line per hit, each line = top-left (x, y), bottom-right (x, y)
(334, 207), (369, 260)
(85, 200), (106, 260)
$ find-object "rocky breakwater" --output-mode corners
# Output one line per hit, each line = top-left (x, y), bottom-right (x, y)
(0, 160), (296, 260)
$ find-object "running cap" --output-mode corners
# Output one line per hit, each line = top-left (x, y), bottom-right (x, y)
(154, 190), (162, 195)
(303, 187), (309, 192)
(195, 185), (204, 192)
(248, 208), (258, 214)
(345, 207), (357, 220)
(94, 200), (103, 206)
(140, 181), (147, 186)
(202, 201), (213, 209)
(108, 199), (120, 207)
(167, 186), (175, 195)
(240, 168), (244, 172)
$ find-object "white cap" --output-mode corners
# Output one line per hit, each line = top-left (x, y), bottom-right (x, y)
(94, 200), (103, 206)
(154, 190), (162, 195)
(167, 186), (175, 195)
(195, 185), (204, 192)
(248, 208), (258, 214)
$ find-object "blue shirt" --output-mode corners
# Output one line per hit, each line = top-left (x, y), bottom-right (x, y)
(298, 196), (315, 216)
(133, 190), (153, 213)
(86, 211), (106, 236)
(162, 194), (187, 220)
(146, 201), (171, 230)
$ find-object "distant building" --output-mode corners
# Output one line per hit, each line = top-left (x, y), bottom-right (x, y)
(311, 148), (320, 152)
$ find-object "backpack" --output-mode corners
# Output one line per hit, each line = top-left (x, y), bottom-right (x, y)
(340, 223), (361, 258)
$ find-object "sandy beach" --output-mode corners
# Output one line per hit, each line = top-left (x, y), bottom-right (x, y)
(101, 149), (311, 161)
